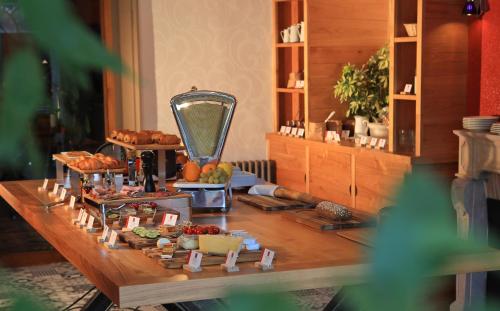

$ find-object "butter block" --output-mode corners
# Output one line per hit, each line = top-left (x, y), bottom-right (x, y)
(198, 235), (243, 255)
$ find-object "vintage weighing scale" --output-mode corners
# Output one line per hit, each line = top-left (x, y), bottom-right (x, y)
(171, 88), (236, 212)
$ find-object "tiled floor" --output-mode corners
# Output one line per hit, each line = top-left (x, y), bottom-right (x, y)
(0, 262), (337, 310)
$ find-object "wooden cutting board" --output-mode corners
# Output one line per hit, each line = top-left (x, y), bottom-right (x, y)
(282, 209), (375, 231)
(158, 250), (265, 269)
(238, 194), (314, 211)
(336, 228), (375, 247)
(119, 230), (168, 249)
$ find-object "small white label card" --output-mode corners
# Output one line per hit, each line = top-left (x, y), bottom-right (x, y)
(125, 216), (141, 230)
(52, 183), (60, 196)
(98, 225), (109, 243)
(79, 211), (88, 227)
(69, 195), (76, 209)
(109, 230), (118, 245)
(279, 126), (286, 135)
(86, 215), (96, 232)
(225, 250), (238, 267)
(73, 208), (84, 224)
(334, 132), (341, 143)
(403, 83), (413, 93)
(325, 131), (335, 142)
(360, 136), (368, 146)
(369, 137), (378, 148)
(341, 130), (350, 140)
(184, 251), (203, 272)
(291, 127), (298, 137)
(285, 126), (292, 135)
(260, 248), (275, 266)
(105, 230), (118, 249)
(255, 248), (275, 271)
(377, 138), (387, 149)
(42, 178), (49, 190)
(222, 250), (239, 272)
(297, 128), (305, 138)
(59, 188), (67, 201)
(162, 213), (178, 226)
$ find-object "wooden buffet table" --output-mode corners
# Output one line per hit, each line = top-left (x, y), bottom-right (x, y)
(2, 180), (500, 308)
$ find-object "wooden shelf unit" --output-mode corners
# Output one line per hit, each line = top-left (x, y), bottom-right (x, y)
(389, 0), (468, 162)
(268, 0), (468, 213)
(273, 0), (306, 131)
(272, 0), (389, 136)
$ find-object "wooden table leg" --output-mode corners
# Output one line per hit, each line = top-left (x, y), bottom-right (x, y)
(81, 290), (113, 311)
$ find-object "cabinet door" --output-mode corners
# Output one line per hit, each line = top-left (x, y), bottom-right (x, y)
(268, 138), (307, 193)
(355, 152), (411, 214)
(309, 144), (352, 207)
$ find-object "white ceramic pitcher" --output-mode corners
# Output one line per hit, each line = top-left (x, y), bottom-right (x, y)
(354, 116), (369, 137)
(289, 24), (300, 43)
(280, 27), (290, 43)
(299, 21), (305, 42)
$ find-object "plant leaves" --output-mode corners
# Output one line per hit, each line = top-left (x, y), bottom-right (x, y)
(0, 50), (44, 167)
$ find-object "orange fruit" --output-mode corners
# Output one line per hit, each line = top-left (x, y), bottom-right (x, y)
(176, 153), (188, 165)
(183, 161), (201, 182)
(201, 163), (217, 174)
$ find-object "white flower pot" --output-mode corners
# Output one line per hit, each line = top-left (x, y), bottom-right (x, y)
(368, 123), (389, 138)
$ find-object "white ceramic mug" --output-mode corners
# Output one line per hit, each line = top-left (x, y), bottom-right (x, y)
(280, 27), (290, 43)
(299, 21), (305, 42)
(289, 24), (300, 43)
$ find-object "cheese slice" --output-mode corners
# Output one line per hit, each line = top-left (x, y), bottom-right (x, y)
(198, 235), (243, 255)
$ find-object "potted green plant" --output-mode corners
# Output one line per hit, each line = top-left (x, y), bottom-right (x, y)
(333, 46), (389, 137)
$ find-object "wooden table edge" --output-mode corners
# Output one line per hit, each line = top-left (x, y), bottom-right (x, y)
(0, 181), (122, 303)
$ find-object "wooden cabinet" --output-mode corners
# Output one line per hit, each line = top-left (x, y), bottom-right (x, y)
(267, 134), (412, 213)
(268, 136), (307, 192)
(309, 144), (352, 208)
(354, 151), (411, 213)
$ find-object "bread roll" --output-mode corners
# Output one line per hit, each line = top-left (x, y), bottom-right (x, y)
(117, 130), (133, 141)
(151, 132), (164, 144)
(111, 130), (119, 139)
(131, 133), (150, 145)
(158, 134), (181, 145)
(123, 133), (132, 143)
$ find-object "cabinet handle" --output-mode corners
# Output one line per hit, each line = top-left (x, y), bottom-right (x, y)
(349, 185), (358, 196)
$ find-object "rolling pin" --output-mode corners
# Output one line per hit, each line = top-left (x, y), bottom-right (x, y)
(273, 187), (322, 205)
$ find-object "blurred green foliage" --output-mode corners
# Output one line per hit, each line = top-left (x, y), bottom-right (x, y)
(0, 0), (122, 170)
(221, 171), (496, 311)
(0, 1), (496, 311)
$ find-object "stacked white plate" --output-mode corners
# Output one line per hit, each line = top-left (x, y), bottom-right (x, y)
(463, 116), (499, 131)
(491, 122), (500, 135)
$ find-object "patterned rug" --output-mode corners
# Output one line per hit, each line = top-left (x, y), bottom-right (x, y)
(0, 262), (337, 310)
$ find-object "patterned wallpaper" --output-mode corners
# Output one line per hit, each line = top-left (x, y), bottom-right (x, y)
(150, 0), (273, 162)
(480, 1), (500, 116)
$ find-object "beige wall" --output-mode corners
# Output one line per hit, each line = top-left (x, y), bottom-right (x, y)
(149, 0), (273, 162)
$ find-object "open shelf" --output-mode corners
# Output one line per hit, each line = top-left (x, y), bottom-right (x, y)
(278, 92), (304, 128)
(394, 42), (417, 95)
(394, 0), (418, 37)
(393, 94), (417, 100)
(394, 100), (416, 155)
(276, 42), (305, 48)
(394, 36), (417, 43)
(277, 88), (305, 94)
